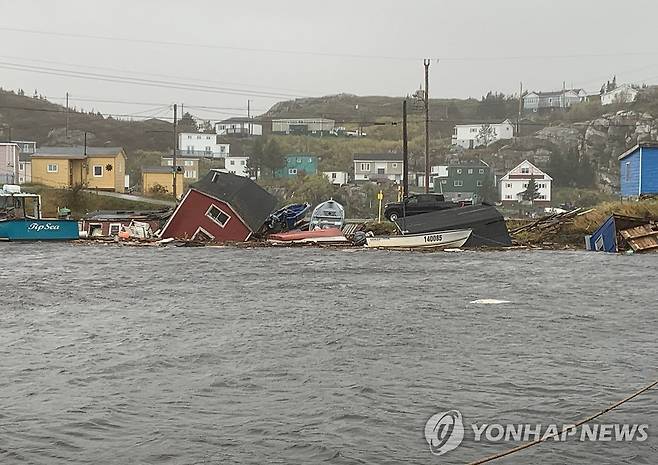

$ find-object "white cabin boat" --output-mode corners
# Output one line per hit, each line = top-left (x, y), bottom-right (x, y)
(365, 229), (472, 249)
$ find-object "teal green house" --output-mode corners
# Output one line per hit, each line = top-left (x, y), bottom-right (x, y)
(276, 154), (318, 178)
(431, 161), (493, 201)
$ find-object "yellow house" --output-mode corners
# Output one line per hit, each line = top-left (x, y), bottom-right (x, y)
(31, 147), (127, 192)
(142, 167), (183, 196)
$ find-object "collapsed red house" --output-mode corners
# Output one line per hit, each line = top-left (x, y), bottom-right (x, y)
(160, 170), (277, 241)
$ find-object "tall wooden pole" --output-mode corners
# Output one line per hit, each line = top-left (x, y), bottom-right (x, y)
(517, 81), (523, 136)
(173, 103), (178, 199)
(65, 92), (69, 142)
(424, 59), (430, 193)
(402, 99), (408, 199)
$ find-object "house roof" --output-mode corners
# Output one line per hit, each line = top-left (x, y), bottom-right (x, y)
(33, 146), (125, 159)
(218, 117), (255, 124)
(83, 209), (172, 221)
(501, 160), (553, 181)
(618, 143), (658, 160)
(524, 89), (584, 98)
(192, 170), (277, 232)
(353, 153), (403, 162)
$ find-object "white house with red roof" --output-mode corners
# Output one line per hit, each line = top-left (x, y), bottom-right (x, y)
(499, 160), (552, 205)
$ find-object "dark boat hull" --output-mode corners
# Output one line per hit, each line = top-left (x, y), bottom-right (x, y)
(394, 204), (511, 247)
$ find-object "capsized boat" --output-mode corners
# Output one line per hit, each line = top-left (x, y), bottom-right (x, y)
(268, 227), (347, 244)
(365, 229), (472, 249)
(264, 202), (311, 232)
(394, 203), (511, 247)
(309, 200), (345, 230)
(0, 185), (80, 241)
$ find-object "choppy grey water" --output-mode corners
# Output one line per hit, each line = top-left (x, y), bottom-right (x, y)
(0, 244), (656, 465)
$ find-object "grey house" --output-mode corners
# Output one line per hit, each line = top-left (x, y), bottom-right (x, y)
(353, 153), (403, 183)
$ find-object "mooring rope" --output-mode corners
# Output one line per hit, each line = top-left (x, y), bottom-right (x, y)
(465, 379), (658, 465)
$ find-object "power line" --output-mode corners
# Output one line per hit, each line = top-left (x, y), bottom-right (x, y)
(0, 61), (306, 99)
(0, 54), (311, 95)
(0, 26), (426, 62)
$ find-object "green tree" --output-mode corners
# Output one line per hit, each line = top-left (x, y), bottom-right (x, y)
(177, 112), (198, 133)
(263, 138), (285, 178)
(246, 137), (266, 179)
(522, 176), (540, 202)
(478, 174), (498, 204)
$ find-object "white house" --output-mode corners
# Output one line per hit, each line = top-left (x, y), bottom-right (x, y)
(18, 152), (32, 184)
(178, 132), (230, 158)
(221, 156), (250, 177)
(601, 84), (639, 106)
(272, 118), (335, 134)
(500, 160), (552, 205)
(523, 89), (589, 112)
(452, 119), (514, 149)
(215, 117), (262, 136)
(323, 171), (349, 185)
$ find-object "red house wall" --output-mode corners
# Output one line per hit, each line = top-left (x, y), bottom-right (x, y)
(161, 189), (251, 241)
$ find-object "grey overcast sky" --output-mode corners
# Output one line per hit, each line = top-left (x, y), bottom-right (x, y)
(1, 0), (658, 120)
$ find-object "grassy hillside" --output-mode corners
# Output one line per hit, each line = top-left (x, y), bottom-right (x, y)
(0, 89), (172, 153)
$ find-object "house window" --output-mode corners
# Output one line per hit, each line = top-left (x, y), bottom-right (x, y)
(505, 194), (512, 199)
(506, 183), (512, 188)
(93, 165), (103, 177)
(47, 163), (58, 173)
(523, 183), (528, 188)
(109, 223), (122, 235)
(184, 170), (196, 178)
(392, 163), (398, 168)
(454, 180), (464, 187)
(230, 160), (235, 165)
(360, 163), (370, 171)
(197, 135), (202, 139)
(240, 160), (245, 165)
(206, 205), (230, 227)
(521, 167), (530, 174)
(479, 169), (485, 174)
(538, 195), (546, 200)
(166, 159), (173, 166)
(468, 168), (473, 174)
(331, 173), (337, 179)
(289, 168), (298, 175)
(19, 162), (24, 170)
(625, 162), (631, 182)
(184, 160), (194, 166)
(205, 146), (212, 153)
(477, 180), (483, 187)
(187, 146), (194, 154)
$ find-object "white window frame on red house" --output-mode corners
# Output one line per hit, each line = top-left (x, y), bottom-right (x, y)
(109, 223), (122, 235)
(205, 204), (231, 228)
(192, 226), (215, 241)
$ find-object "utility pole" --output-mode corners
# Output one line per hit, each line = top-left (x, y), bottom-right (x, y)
(173, 103), (178, 199)
(66, 92), (69, 142)
(423, 59), (430, 193)
(247, 99), (252, 136)
(402, 99), (408, 199)
(517, 81), (523, 136)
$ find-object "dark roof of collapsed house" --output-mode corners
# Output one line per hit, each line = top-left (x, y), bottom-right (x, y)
(192, 170), (277, 231)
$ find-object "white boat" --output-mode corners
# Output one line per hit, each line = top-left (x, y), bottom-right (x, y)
(365, 229), (472, 249)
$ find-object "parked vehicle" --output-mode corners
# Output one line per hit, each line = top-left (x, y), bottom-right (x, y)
(384, 194), (460, 221)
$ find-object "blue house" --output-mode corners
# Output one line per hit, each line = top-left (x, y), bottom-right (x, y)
(619, 143), (658, 197)
(275, 154), (318, 178)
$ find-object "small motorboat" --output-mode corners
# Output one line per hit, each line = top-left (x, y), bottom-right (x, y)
(365, 229), (472, 249)
(265, 203), (311, 232)
(309, 199), (345, 230)
(0, 185), (80, 241)
(268, 227), (347, 244)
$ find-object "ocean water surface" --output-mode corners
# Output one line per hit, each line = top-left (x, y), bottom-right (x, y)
(0, 244), (656, 464)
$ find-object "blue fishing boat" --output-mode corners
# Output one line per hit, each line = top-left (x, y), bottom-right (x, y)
(0, 185), (80, 241)
(264, 202), (311, 232)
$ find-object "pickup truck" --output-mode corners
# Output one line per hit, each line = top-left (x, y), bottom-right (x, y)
(383, 193), (463, 221)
